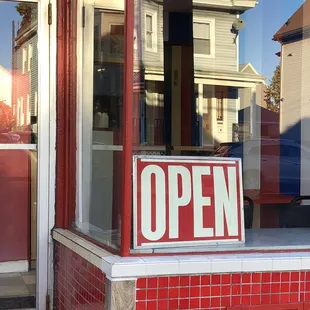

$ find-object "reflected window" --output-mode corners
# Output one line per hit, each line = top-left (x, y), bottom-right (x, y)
(145, 12), (157, 51)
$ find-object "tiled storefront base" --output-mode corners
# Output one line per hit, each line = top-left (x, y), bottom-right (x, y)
(55, 242), (106, 309)
(136, 272), (310, 310)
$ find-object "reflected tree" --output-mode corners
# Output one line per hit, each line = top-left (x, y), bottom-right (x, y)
(264, 65), (282, 113)
(15, 3), (37, 28)
(0, 101), (16, 133)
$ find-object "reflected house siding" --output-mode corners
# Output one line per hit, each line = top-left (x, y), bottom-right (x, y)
(193, 9), (237, 72)
(0, 66), (12, 107)
(12, 23), (38, 131)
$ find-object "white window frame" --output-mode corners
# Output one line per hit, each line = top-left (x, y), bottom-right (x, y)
(28, 43), (33, 72)
(144, 10), (157, 53)
(193, 17), (215, 59)
(22, 47), (27, 74)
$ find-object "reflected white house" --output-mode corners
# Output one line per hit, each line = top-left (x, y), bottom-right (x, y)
(0, 65), (12, 107)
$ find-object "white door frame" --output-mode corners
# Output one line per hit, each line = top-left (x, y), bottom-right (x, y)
(36, 0), (56, 308)
(0, 0), (55, 309)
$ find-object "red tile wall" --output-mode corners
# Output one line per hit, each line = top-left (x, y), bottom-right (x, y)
(55, 242), (106, 310)
(136, 271), (310, 310)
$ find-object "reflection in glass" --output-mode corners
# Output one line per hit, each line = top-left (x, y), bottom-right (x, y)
(76, 9), (125, 249)
(0, 1), (38, 276)
(131, 0), (310, 248)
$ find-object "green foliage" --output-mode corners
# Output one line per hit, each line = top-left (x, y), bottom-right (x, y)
(0, 101), (16, 133)
(264, 65), (281, 113)
(15, 3), (37, 27)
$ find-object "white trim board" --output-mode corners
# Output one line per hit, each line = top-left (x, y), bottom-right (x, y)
(0, 260), (28, 274)
(53, 228), (310, 280)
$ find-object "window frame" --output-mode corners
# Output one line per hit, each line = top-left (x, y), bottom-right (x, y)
(144, 10), (158, 53)
(193, 17), (215, 58)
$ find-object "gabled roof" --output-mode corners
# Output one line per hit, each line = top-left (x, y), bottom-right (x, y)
(273, 0), (310, 41)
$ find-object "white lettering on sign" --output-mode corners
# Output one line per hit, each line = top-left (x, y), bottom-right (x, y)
(141, 165), (166, 241)
(214, 166), (238, 237)
(168, 166), (191, 239)
(139, 164), (240, 242)
(192, 166), (213, 238)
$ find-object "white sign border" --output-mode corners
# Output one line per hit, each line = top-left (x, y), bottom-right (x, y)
(133, 155), (245, 250)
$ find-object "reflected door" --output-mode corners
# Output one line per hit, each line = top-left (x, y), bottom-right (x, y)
(0, 2), (38, 265)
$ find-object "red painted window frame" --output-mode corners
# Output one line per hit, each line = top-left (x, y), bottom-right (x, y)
(55, 0), (134, 257)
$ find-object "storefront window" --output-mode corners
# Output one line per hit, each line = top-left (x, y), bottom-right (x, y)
(76, 5), (124, 249)
(131, 0), (310, 251)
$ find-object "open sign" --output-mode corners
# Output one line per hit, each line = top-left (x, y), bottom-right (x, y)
(133, 156), (244, 249)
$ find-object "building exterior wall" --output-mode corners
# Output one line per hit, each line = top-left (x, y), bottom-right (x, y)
(55, 242), (106, 309)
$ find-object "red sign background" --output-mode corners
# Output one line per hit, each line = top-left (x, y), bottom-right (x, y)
(133, 156), (244, 249)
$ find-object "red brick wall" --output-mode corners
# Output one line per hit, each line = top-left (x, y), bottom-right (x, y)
(136, 272), (310, 310)
(55, 242), (106, 309)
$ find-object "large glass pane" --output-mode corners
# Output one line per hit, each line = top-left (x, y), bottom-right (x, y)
(132, 0), (310, 250)
(76, 8), (124, 249)
(0, 0), (37, 286)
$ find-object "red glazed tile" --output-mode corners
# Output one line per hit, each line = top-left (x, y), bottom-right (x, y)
(180, 276), (190, 286)
(190, 298), (200, 308)
(221, 296), (230, 307)
(251, 295), (260, 305)
(306, 282), (310, 291)
(290, 293), (299, 302)
(148, 278), (158, 289)
(232, 296), (241, 306)
(291, 272), (300, 282)
(222, 274), (231, 285)
(147, 289), (157, 300)
(232, 274), (241, 284)
(251, 284), (261, 294)
(158, 299), (169, 310)
(280, 293), (290, 303)
(241, 295), (251, 305)
(201, 275), (210, 286)
(272, 272), (281, 282)
(158, 288), (169, 299)
(261, 294), (271, 305)
(211, 275), (221, 285)
(262, 273), (271, 283)
(201, 286), (210, 297)
(137, 278), (147, 289)
(180, 287), (189, 298)
(211, 285), (221, 296)
(305, 292), (310, 302)
(169, 299), (179, 309)
(146, 300), (157, 310)
(201, 298), (210, 308)
(136, 289), (147, 301)
(190, 286), (200, 297)
(159, 277), (168, 288)
(169, 288), (178, 299)
(221, 285), (231, 296)
(301, 282), (305, 292)
(190, 276), (201, 286)
(211, 297), (221, 308)
(271, 283), (281, 293)
(271, 294), (280, 304)
(179, 298), (189, 309)
(242, 273), (251, 283)
(261, 283), (270, 294)
(232, 284), (241, 295)
(281, 282), (290, 293)
(136, 301), (146, 310)
(252, 273), (261, 283)
(291, 282), (299, 292)
(300, 292), (305, 302)
(169, 276), (179, 287)
(281, 272), (290, 282)
(301, 271), (305, 281)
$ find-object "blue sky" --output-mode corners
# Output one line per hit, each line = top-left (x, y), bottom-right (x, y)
(0, 2), (21, 70)
(0, 0), (306, 79)
(240, 0), (305, 81)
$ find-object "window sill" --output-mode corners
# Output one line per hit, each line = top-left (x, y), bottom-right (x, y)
(54, 228), (310, 279)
